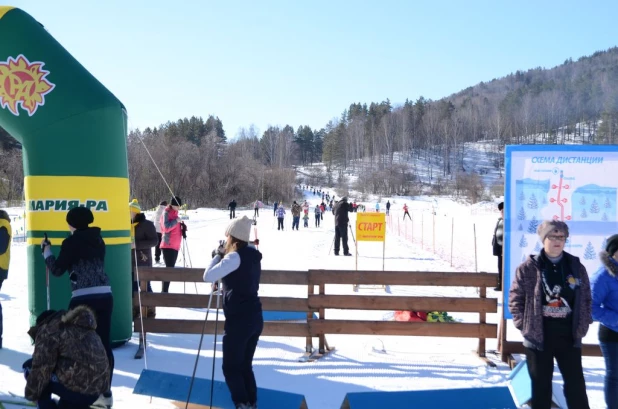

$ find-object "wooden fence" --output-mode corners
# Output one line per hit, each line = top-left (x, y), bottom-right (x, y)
(134, 267), (499, 360)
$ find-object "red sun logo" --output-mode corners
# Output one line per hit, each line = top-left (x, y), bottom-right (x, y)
(0, 54), (55, 116)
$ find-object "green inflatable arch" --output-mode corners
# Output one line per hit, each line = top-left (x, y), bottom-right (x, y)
(0, 7), (132, 343)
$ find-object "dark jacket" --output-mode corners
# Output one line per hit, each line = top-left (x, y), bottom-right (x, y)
(25, 305), (110, 401)
(492, 218), (503, 256)
(222, 246), (263, 321)
(0, 209), (10, 281)
(508, 251), (592, 350)
(228, 200), (237, 210)
(591, 251), (618, 333)
(132, 213), (158, 267)
(45, 227), (110, 295)
(334, 199), (352, 227)
(291, 203), (301, 217)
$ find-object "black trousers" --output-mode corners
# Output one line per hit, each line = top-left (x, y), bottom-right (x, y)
(277, 218), (284, 230)
(69, 293), (114, 393)
(154, 233), (162, 262)
(254, 208), (259, 217)
(230, 209), (236, 219)
(525, 330), (589, 409)
(222, 317), (264, 406)
(334, 225), (349, 255)
(0, 279), (3, 348)
(161, 248), (179, 293)
(315, 215), (320, 227)
(497, 254), (503, 289)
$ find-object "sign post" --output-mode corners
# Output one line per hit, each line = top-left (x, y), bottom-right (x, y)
(355, 213), (387, 289)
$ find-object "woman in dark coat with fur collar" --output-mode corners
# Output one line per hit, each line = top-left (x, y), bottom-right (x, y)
(591, 234), (618, 409)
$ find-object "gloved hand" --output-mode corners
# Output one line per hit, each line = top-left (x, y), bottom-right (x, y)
(41, 236), (52, 258)
(180, 221), (187, 239)
(253, 238), (260, 246)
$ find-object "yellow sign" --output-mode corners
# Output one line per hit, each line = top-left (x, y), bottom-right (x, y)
(356, 212), (386, 242)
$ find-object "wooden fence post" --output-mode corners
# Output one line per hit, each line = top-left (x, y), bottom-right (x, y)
(477, 270), (486, 359)
(318, 283), (326, 354)
(306, 278), (314, 355)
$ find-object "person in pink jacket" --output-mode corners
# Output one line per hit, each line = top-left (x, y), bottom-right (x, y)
(160, 196), (185, 293)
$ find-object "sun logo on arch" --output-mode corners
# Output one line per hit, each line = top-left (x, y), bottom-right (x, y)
(0, 54), (55, 117)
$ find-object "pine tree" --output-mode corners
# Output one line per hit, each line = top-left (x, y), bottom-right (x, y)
(590, 199), (600, 214)
(533, 242), (541, 252)
(605, 197), (612, 209)
(517, 207), (526, 221)
(518, 223), (523, 231)
(519, 191), (525, 201)
(527, 216), (539, 234)
(581, 208), (588, 218)
(603, 212), (608, 222)
(580, 196), (586, 206)
(584, 242), (596, 260)
(519, 235), (528, 248)
(528, 193), (538, 209)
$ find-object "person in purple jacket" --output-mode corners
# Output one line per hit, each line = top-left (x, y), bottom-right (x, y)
(591, 234), (618, 409)
(203, 216), (262, 409)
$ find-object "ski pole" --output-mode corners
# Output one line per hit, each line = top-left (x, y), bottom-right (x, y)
(185, 279), (219, 409)
(42, 233), (51, 310)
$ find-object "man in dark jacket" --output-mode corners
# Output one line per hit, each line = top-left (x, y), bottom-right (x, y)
(24, 306), (109, 409)
(228, 199), (237, 219)
(0, 209), (10, 349)
(333, 197), (353, 256)
(130, 200), (159, 318)
(492, 202), (504, 291)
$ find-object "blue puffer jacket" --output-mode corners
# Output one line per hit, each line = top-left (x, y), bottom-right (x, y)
(591, 251), (618, 333)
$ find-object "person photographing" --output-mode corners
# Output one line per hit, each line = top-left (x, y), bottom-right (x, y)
(203, 216), (262, 409)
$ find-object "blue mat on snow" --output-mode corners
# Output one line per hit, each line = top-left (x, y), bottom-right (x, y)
(263, 311), (317, 321)
(134, 369), (307, 408)
(341, 386), (516, 409)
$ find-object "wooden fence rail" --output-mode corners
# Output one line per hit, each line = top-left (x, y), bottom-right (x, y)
(134, 267), (499, 360)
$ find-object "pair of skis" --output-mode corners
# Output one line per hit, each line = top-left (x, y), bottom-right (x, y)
(0, 392), (36, 408)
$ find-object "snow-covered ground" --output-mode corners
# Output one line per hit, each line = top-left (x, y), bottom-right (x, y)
(0, 189), (607, 408)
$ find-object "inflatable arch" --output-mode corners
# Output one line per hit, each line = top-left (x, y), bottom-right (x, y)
(0, 7), (132, 343)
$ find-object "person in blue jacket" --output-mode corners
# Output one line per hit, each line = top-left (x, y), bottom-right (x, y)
(203, 216), (262, 409)
(591, 234), (618, 409)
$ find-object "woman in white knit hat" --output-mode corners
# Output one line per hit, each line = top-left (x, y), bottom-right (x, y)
(203, 216), (262, 409)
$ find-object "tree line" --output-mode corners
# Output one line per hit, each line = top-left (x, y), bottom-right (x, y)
(2, 47), (618, 205)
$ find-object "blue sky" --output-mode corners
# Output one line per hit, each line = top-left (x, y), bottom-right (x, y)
(10, 0), (618, 139)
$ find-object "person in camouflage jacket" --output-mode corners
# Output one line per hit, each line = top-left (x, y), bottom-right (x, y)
(23, 305), (109, 408)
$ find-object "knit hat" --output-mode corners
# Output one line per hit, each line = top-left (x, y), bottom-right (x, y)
(129, 199), (141, 213)
(537, 220), (569, 242)
(170, 196), (182, 207)
(225, 215), (252, 242)
(160, 200), (168, 206)
(66, 207), (94, 229)
(498, 202), (504, 211)
(605, 234), (618, 257)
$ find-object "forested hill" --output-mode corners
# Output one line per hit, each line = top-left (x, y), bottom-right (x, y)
(441, 46), (618, 145)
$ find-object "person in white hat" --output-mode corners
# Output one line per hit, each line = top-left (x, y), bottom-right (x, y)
(203, 216), (262, 409)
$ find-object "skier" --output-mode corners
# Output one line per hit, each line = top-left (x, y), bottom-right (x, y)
(0, 209), (11, 349)
(333, 197), (353, 256)
(403, 203), (411, 220)
(152, 200), (167, 264)
(386, 200), (391, 215)
(130, 199), (158, 318)
(160, 196), (185, 293)
(253, 200), (260, 218)
(375, 202), (380, 213)
(228, 199), (237, 219)
(41, 206), (114, 406)
(203, 216), (263, 409)
(291, 201), (301, 230)
(276, 204), (286, 231)
(314, 205), (321, 227)
(23, 307), (110, 409)
(303, 212), (309, 228)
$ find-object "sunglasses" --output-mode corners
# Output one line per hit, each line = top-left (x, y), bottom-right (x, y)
(547, 235), (567, 242)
